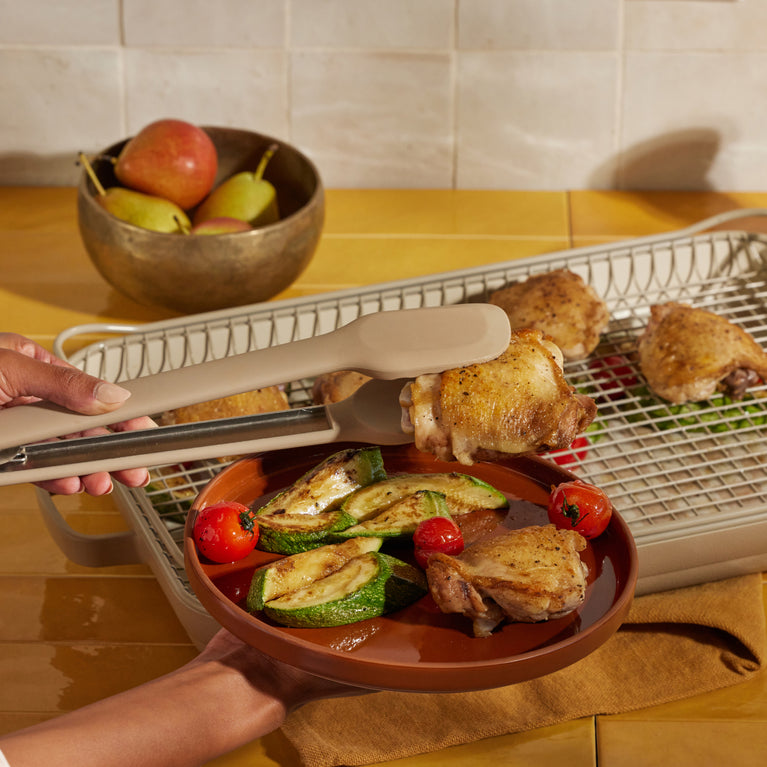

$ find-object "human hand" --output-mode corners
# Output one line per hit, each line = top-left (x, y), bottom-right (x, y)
(0, 332), (156, 495)
(191, 629), (372, 719)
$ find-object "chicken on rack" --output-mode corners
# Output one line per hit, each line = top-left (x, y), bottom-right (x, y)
(157, 387), (290, 465)
(488, 268), (609, 360)
(637, 302), (767, 404)
(399, 327), (597, 465)
(426, 524), (589, 637)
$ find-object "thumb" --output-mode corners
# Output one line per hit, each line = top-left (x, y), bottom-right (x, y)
(0, 349), (131, 415)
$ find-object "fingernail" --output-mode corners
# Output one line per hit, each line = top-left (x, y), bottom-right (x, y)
(95, 382), (131, 406)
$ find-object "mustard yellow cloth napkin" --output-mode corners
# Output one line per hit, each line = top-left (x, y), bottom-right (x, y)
(281, 573), (765, 767)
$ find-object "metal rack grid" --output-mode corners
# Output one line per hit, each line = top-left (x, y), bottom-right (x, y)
(40, 210), (767, 645)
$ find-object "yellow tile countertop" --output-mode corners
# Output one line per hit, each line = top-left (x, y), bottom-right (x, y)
(1, 187), (767, 766)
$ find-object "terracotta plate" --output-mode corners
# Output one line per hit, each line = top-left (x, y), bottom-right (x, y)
(184, 443), (638, 693)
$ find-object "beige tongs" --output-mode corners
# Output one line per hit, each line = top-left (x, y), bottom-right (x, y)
(0, 305), (510, 486)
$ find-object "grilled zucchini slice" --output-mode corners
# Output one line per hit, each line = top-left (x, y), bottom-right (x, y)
(335, 489), (451, 539)
(247, 536), (383, 612)
(263, 552), (389, 627)
(254, 447), (386, 518)
(256, 509), (359, 554)
(341, 472), (508, 521)
(379, 553), (428, 607)
(263, 551), (426, 628)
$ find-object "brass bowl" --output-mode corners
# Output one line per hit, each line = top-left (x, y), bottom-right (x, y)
(78, 126), (324, 315)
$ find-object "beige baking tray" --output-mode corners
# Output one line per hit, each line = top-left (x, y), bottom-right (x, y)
(35, 209), (767, 647)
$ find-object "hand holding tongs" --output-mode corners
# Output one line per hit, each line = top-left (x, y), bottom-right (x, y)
(0, 304), (510, 486)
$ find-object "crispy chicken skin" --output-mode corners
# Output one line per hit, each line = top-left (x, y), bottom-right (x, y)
(312, 370), (372, 405)
(489, 269), (609, 360)
(426, 524), (589, 637)
(399, 328), (597, 465)
(637, 302), (767, 404)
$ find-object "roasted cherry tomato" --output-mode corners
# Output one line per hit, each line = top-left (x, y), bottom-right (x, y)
(548, 435), (590, 466)
(589, 354), (638, 400)
(413, 516), (464, 569)
(547, 479), (613, 539)
(193, 500), (259, 563)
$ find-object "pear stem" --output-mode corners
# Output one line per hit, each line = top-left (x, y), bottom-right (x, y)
(255, 143), (279, 181)
(78, 152), (107, 197)
(174, 215), (190, 235)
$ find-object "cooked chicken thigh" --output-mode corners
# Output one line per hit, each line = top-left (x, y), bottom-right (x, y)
(489, 269), (609, 360)
(426, 524), (588, 637)
(399, 328), (597, 465)
(637, 302), (767, 404)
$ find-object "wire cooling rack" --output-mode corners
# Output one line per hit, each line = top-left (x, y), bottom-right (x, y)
(39, 209), (767, 644)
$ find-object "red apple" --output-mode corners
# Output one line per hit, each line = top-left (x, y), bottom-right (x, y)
(114, 119), (218, 210)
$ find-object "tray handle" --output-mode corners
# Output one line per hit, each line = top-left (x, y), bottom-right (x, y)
(665, 207), (767, 238)
(35, 487), (143, 567)
(53, 322), (143, 361)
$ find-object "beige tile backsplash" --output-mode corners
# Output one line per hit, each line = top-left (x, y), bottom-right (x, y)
(0, 0), (764, 190)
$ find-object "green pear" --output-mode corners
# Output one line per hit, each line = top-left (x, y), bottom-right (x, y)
(190, 216), (253, 235)
(80, 153), (190, 234)
(99, 187), (191, 233)
(193, 144), (280, 228)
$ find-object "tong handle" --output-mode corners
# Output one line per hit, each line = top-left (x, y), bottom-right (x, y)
(0, 379), (411, 486)
(0, 327), (342, 451)
(0, 305), (509, 452)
